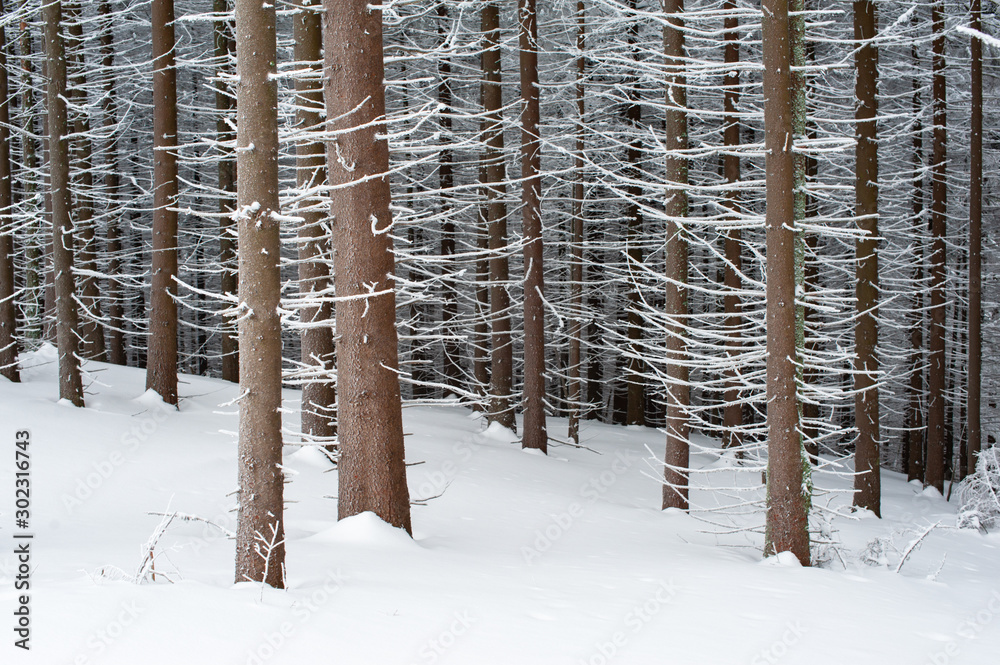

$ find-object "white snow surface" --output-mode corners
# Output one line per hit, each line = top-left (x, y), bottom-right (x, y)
(1, 345), (999, 664)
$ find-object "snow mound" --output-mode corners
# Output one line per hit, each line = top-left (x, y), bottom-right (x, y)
(482, 420), (518, 443)
(761, 551), (803, 567)
(920, 485), (943, 499)
(310, 511), (418, 550)
(135, 388), (171, 408)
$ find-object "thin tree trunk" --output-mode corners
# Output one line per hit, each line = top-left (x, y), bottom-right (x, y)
(99, 1), (126, 366)
(967, 0), (982, 476)
(294, 0), (336, 446)
(473, 189), (490, 406)
(147, 0), (179, 405)
(65, 2), (105, 361)
(519, 0), (547, 452)
(624, 0), (645, 426)
(721, 1), (741, 452)
(234, 0), (285, 587)
(925, 0), (947, 493)
(482, 1), (515, 432)
(762, 0), (809, 564)
(17, 12), (42, 344)
(662, 0), (690, 510)
(215, 0), (238, 383)
(853, 0), (880, 515)
(438, 4), (462, 392)
(323, 0), (412, 533)
(0, 0), (19, 382)
(905, 29), (925, 483)
(42, 0), (84, 406)
(567, 0), (585, 444)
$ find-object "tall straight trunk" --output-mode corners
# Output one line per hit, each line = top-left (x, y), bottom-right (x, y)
(472, 210), (490, 404)
(234, 0), (285, 587)
(482, 2), (515, 431)
(323, 0), (412, 533)
(790, 0), (807, 469)
(721, 0), (741, 451)
(802, 34), (820, 458)
(661, 0), (690, 510)
(925, 0), (947, 493)
(624, 0), (645, 426)
(65, 2), (105, 361)
(294, 0), (336, 445)
(762, 0), (809, 564)
(43, 0), (84, 406)
(0, 0), (19, 382)
(16, 13), (41, 344)
(100, 1), (126, 366)
(853, 0), (880, 515)
(967, 0), (982, 476)
(147, 0), (179, 405)
(567, 0), (585, 443)
(215, 0), (238, 382)
(473, 190), (490, 406)
(905, 31), (924, 483)
(519, 0), (546, 452)
(438, 4), (462, 392)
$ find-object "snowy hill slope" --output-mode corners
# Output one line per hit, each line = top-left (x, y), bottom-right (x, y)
(1, 346), (998, 664)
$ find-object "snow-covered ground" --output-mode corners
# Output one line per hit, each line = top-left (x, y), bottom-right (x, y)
(1, 344), (998, 664)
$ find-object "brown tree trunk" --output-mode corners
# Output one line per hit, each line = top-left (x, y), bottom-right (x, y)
(0, 0), (19, 382)
(65, 2), (105, 362)
(323, 0), (412, 533)
(294, 0), (336, 446)
(100, 1), (126, 366)
(234, 0), (286, 587)
(473, 192), (490, 406)
(482, 2), (515, 432)
(624, 0), (645, 427)
(967, 0), (982, 476)
(567, 0), (585, 444)
(215, 0), (238, 383)
(853, 0), (880, 516)
(925, 0), (947, 493)
(721, 1), (740, 451)
(438, 4), (462, 393)
(147, 0), (179, 405)
(661, 0), (690, 510)
(17, 13), (42, 344)
(762, 0), (809, 564)
(905, 30), (924, 483)
(43, 0), (84, 406)
(519, 0), (547, 452)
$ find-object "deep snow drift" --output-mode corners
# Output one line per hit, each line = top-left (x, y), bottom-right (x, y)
(1, 345), (998, 664)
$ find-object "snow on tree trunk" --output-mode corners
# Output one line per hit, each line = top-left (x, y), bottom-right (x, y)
(762, 0), (810, 565)
(234, 0), (286, 587)
(146, 0), (179, 405)
(42, 0), (84, 407)
(323, 0), (412, 534)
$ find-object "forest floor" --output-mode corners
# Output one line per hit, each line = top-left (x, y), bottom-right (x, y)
(1, 344), (998, 664)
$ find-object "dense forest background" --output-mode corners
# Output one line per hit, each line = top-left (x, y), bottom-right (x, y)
(0, 0), (998, 568)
